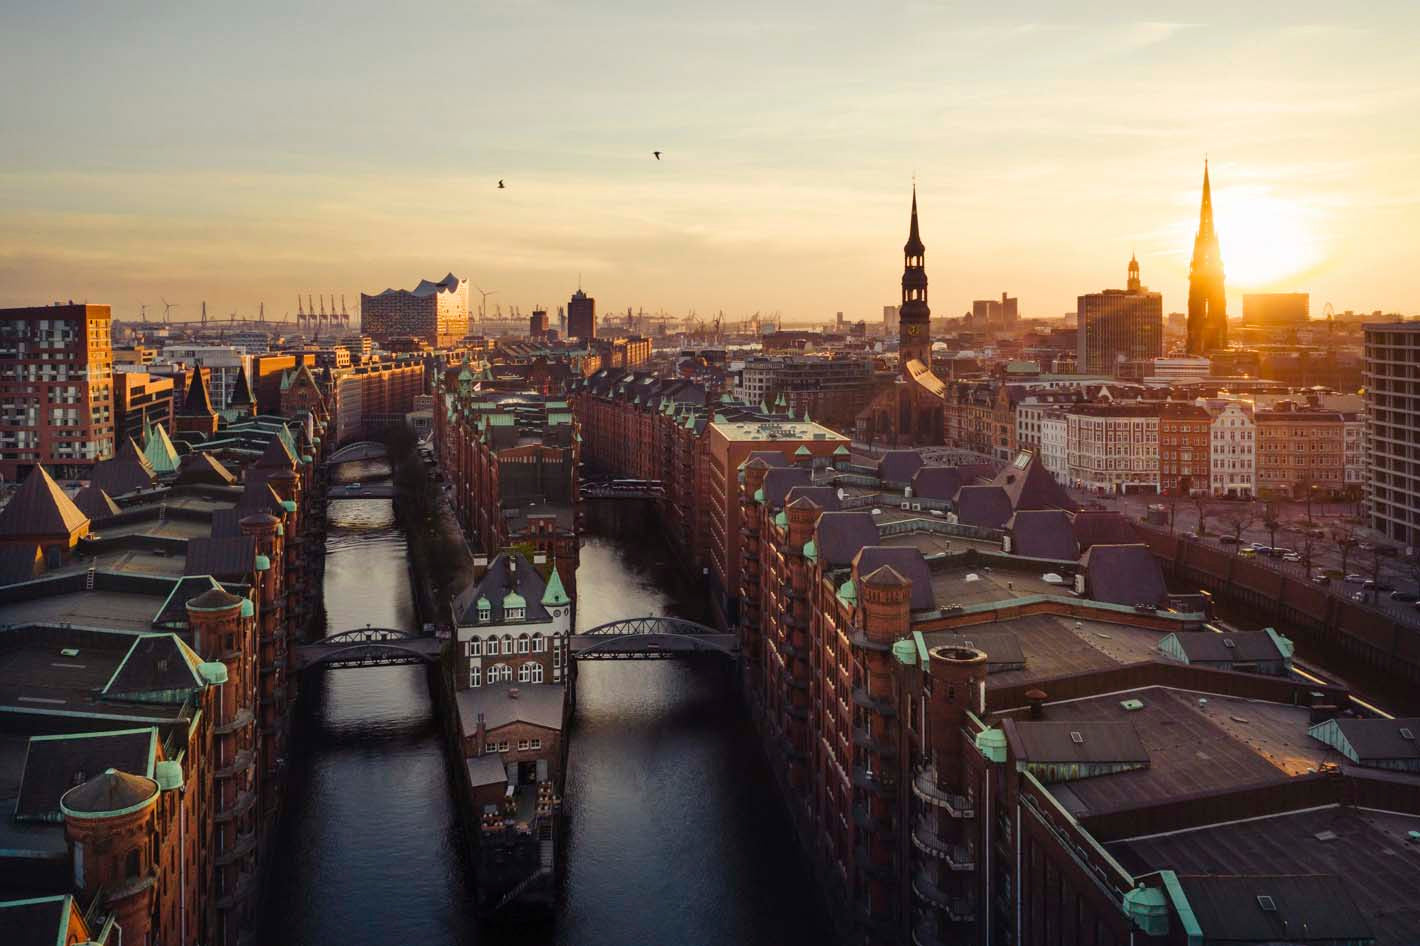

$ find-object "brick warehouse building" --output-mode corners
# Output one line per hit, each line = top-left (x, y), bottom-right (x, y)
(1, 304), (116, 481)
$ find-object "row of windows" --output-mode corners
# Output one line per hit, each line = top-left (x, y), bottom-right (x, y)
(468, 662), (545, 686)
(483, 738), (543, 753)
(464, 635), (555, 656)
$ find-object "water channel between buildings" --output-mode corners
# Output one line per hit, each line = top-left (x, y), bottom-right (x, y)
(261, 467), (831, 945)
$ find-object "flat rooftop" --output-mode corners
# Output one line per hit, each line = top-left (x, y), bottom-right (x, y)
(710, 419), (847, 443)
(1006, 687), (1338, 819)
(0, 588), (165, 635)
(923, 611), (1165, 687)
(922, 561), (1074, 610)
(1109, 806), (1420, 945)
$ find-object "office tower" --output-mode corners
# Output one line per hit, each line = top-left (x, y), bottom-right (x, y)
(1076, 255), (1163, 374)
(567, 289), (596, 340)
(1364, 322), (1420, 543)
(1243, 292), (1309, 326)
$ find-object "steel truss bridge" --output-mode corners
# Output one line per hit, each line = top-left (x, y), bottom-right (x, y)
(569, 616), (737, 659)
(327, 441), (389, 464)
(293, 627), (444, 671)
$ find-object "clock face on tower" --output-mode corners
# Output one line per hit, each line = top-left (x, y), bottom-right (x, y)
(907, 325), (920, 336)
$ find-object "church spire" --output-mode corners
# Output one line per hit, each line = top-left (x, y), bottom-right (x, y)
(905, 185), (925, 256)
(898, 185), (931, 371)
(1198, 159), (1215, 236)
(1187, 159), (1227, 355)
(1127, 252), (1141, 292)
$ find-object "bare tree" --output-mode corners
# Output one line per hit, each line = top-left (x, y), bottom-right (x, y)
(1332, 522), (1360, 576)
(1217, 509), (1257, 554)
(1286, 520), (1319, 574)
(1190, 495), (1212, 537)
(1262, 504), (1281, 551)
(1365, 548), (1385, 601)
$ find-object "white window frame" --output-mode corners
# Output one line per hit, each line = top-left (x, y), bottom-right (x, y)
(469, 666), (481, 688)
(531, 663), (543, 683)
(517, 637), (530, 654)
(532, 635), (546, 653)
(531, 738), (542, 750)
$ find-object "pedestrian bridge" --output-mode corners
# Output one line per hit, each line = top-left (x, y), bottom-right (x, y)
(328, 441), (389, 464)
(293, 627), (444, 671)
(329, 482), (395, 499)
(570, 616), (737, 659)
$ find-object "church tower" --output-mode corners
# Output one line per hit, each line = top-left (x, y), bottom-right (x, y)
(899, 186), (931, 373)
(1187, 160), (1227, 354)
(1127, 252), (1141, 292)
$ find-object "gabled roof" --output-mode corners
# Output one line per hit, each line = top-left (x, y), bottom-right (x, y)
(783, 485), (841, 512)
(71, 485), (121, 522)
(1080, 544), (1168, 608)
(853, 546), (934, 610)
(16, 728), (157, 821)
(180, 366), (216, 416)
(90, 438), (156, 497)
(1008, 720), (1149, 765)
(456, 683), (565, 733)
(102, 633), (205, 698)
(1164, 630), (1286, 665)
(252, 433), (297, 470)
(912, 465), (967, 501)
(176, 451), (237, 486)
(0, 544), (44, 585)
(184, 535), (258, 580)
(1005, 509), (1078, 560)
(228, 364), (256, 406)
(1309, 717), (1420, 765)
(761, 467), (813, 508)
(152, 575), (224, 628)
(143, 422), (181, 474)
(877, 449), (925, 485)
(0, 895), (88, 946)
(992, 450), (1074, 512)
(814, 512), (881, 567)
(452, 552), (552, 626)
(1069, 509), (1139, 552)
(0, 465), (89, 537)
(954, 485), (1013, 530)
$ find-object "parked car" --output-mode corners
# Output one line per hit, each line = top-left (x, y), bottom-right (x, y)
(1251, 545), (1273, 555)
(1352, 592), (1366, 601)
(1363, 580), (1395, 592)
(1220, 535), (1239, 545)
(1282, 553), (1303, 563)
(1270, 548), (1295, 558)
(1239, 548), (1258, 557)
(1390, 590), (1419, 603)
(1182, 531), (1199, 540)
(1359, 541), (1375, 551)
(1305, 526), (1327, 538)
(1311, 573), (1330, 584)
(1345, 573), (1364, 583)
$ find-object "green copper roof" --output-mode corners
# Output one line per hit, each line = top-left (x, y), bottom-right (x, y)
(721, 393), (733, 403)
(504, 591), (527, 610)
(476, 595), (491, 615)
(154, 759), (184, 791)
(753, 487), (764, 503)
(794, 445), (811, 456)
(774, 511), (788, 528)
(804, 539), (817, 561)
(199, 661), (228, 685)
(892, 639), (916, 665)
(541, 567), (570, 607)
(281, 499), (297, 513)
(836, 577), (854, 602)
(301, 454), (313, 464)
(143, 423), (181, 474)
(240, 598), (255, 618)
(254, 554), (271, 571)
(975, 728), (1008, 764)
(714, 413), (727, 423)
(1122, 885), (1169, 936)
(833, 445), (851, 456)
(683, 415), (695, 429)
(759, 400), (770, 413)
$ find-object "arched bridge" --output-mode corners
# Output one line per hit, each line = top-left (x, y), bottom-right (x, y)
(293, 627), (444, 671)
(570, 616), (737, 660)
(327, 441), (389, 464)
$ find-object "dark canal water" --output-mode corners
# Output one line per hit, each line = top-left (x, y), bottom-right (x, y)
(261, 477), (829, 945)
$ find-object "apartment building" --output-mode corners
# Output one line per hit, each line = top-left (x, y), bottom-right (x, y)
(1066, 402), (1161, 494)
(1203, 399), (1256, 497)
(1254, 407), (1346, 499)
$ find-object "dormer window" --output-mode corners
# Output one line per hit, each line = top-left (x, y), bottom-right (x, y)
(507, 606), (525, 620)
(478, 605), (491, 622)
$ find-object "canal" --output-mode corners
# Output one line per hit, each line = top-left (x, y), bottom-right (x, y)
(261, 476), (830, 945)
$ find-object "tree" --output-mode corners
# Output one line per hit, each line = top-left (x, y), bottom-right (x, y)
(1332, 522), (1360, 576)
(1262, 504), (1281, 550)
(1286, 520), (1319, 573)
(1217, 509), (1257, 554)
(1190, 495), (1212, 537)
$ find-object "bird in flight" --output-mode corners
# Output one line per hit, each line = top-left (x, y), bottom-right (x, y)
(653, 151), (661, 160)
(498, 179), (505, 189)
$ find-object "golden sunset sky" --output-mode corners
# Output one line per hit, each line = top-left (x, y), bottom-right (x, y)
(2, 1), (1417, 324)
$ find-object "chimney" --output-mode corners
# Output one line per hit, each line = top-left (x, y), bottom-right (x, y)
(509, 687), (520, 700)
(1026, 688), (1048, 719)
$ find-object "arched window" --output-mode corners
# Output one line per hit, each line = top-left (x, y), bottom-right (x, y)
(532, 634), (546, 653)
(501, 636), (514, 656)
(517, 635), (530, 654)
(530, 663), (544, 683)
(488, 663), (512, 684)
(518, 663), (531, 683)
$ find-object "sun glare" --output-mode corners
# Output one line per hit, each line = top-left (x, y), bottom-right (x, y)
(1210, 188), (1323, 289)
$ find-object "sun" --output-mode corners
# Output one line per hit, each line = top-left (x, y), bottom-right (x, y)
(1209, 187), (1323, 289)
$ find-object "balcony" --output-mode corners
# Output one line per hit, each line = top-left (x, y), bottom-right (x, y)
(852, 687), (896, 716)
(849, 631), (892, 653)
(214, 789), (258, 824)
(911, 769), (973, 818)
(215, 832), (258, 867)
(214, 708), (254, 736)
(852, 726), (899, 758)
(215, 872), (258, 911)
(852, 764), (898, 797)
(852, 801), (897, 838)
(215, 749), (255, 781)
(911, 821), (974, 870)
(912, 870), (975, 921)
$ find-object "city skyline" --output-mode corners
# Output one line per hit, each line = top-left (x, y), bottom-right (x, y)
(3, 2), (1419, 321)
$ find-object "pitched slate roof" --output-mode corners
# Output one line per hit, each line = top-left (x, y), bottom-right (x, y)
(1008, 720), (1149, 765)
(456, 683), (565, 733)
(89, 438), (156, 496)
(209, 507), (242, 538)
(60, 767), (158, 815)
(0, 544), (44, 585)
(1080, 544), (1168, 607)
(143, 422), (181, 474)
(761, 467), (813, 507)
(1070, 510), (1139, 552)
(185, 535), (258, 580)
(16, 728), (157, 821)
(954, 485), (1013, 529)
(466, 754), (509, 789)
(1166, 630), (1285, 664)
(0, 465), (88, 537)
(0, 896), (81, 946)
(228, 364), (256, 407)
(814, 512), (881, 567)
(102, 634), (205, 697)
(993, 450), (1074, 512)
(176, 451), (237, 486)
(252, 433), (297, 470)
(1311, 717), (1420, 765)
(783, 485), (841, 512)
(71, 485), (121, 522)
(180, 366), (215, 416)
(853, 546), (935, 610)
(1175, 874), (1371, 944)
(452, 552), (552, 626)
(912, 465), (966, 501)
(1006, 509), (1078, 560)
(877, 449), (926, 485)
(237, 482), (286, 517)
(151, 575), (225, 628)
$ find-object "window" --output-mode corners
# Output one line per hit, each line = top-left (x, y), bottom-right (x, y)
(532, 634), (546, 653)
(469, 666), (481, 688)
(530, 663), (543, 683)
(502, 637), (514, 655)
(518, 739), (529, 750)
(507, 605), (525, 620)
(518, 663), (532, 683)
(531, 738), (542, 750)
(517, 637), (530, 654)
(488, 663), (512, 684)
(478, 605), (490, 622)
(498, 740), (509, 752)
(467, 639), (481, 657)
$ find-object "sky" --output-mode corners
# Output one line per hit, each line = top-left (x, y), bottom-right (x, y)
(2, 1), (1418, 326)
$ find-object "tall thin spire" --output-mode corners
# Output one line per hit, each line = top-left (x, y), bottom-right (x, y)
(1198, 158), (1214, 235)
(1187, 159), (1227, 354)
(905, 185), (924, 255)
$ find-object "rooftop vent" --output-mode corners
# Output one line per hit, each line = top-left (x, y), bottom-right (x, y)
(1256, 895), (1277, 912)
(1069, 731), (1084, 744)
(1223, 638), (1236, 649)
(1402, 727), (1415, 741)
(1120, 699), (1145, 712)
(60, 648), (80, 658)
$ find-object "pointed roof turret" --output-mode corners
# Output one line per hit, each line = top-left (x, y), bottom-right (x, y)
(0, 466), (89, 538)
(228, 364), (255, 407)
(904, 185), (925, 256)
(181, 367), (215, 417)
(143, 423), (181, 474)
(541, 566), (570, 607)
(72, 485), (121, 521)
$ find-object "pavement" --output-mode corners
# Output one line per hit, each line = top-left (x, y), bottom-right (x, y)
(1068, 488), (1420, 626)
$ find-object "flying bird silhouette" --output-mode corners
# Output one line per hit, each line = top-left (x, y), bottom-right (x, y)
(498, 180), (505, 189)
(653, 151), (661, 160)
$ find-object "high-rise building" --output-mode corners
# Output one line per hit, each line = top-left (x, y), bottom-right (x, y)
(360, 273), (469, 347)
(1243, 292), (1309, 326)
(1187, 161), (1228, 354)
(881, 304), (899, 334)
(1364, 322), (1420, 543)
(529, 308), (550, 338)
(970, 292), (1018, 329)
(1076, 255), (1163, 374)
(567, 289), (596, 340)
(898, 187), (931, 370)
(0, 303), (115, 481)
(113, 370), (175, 444)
